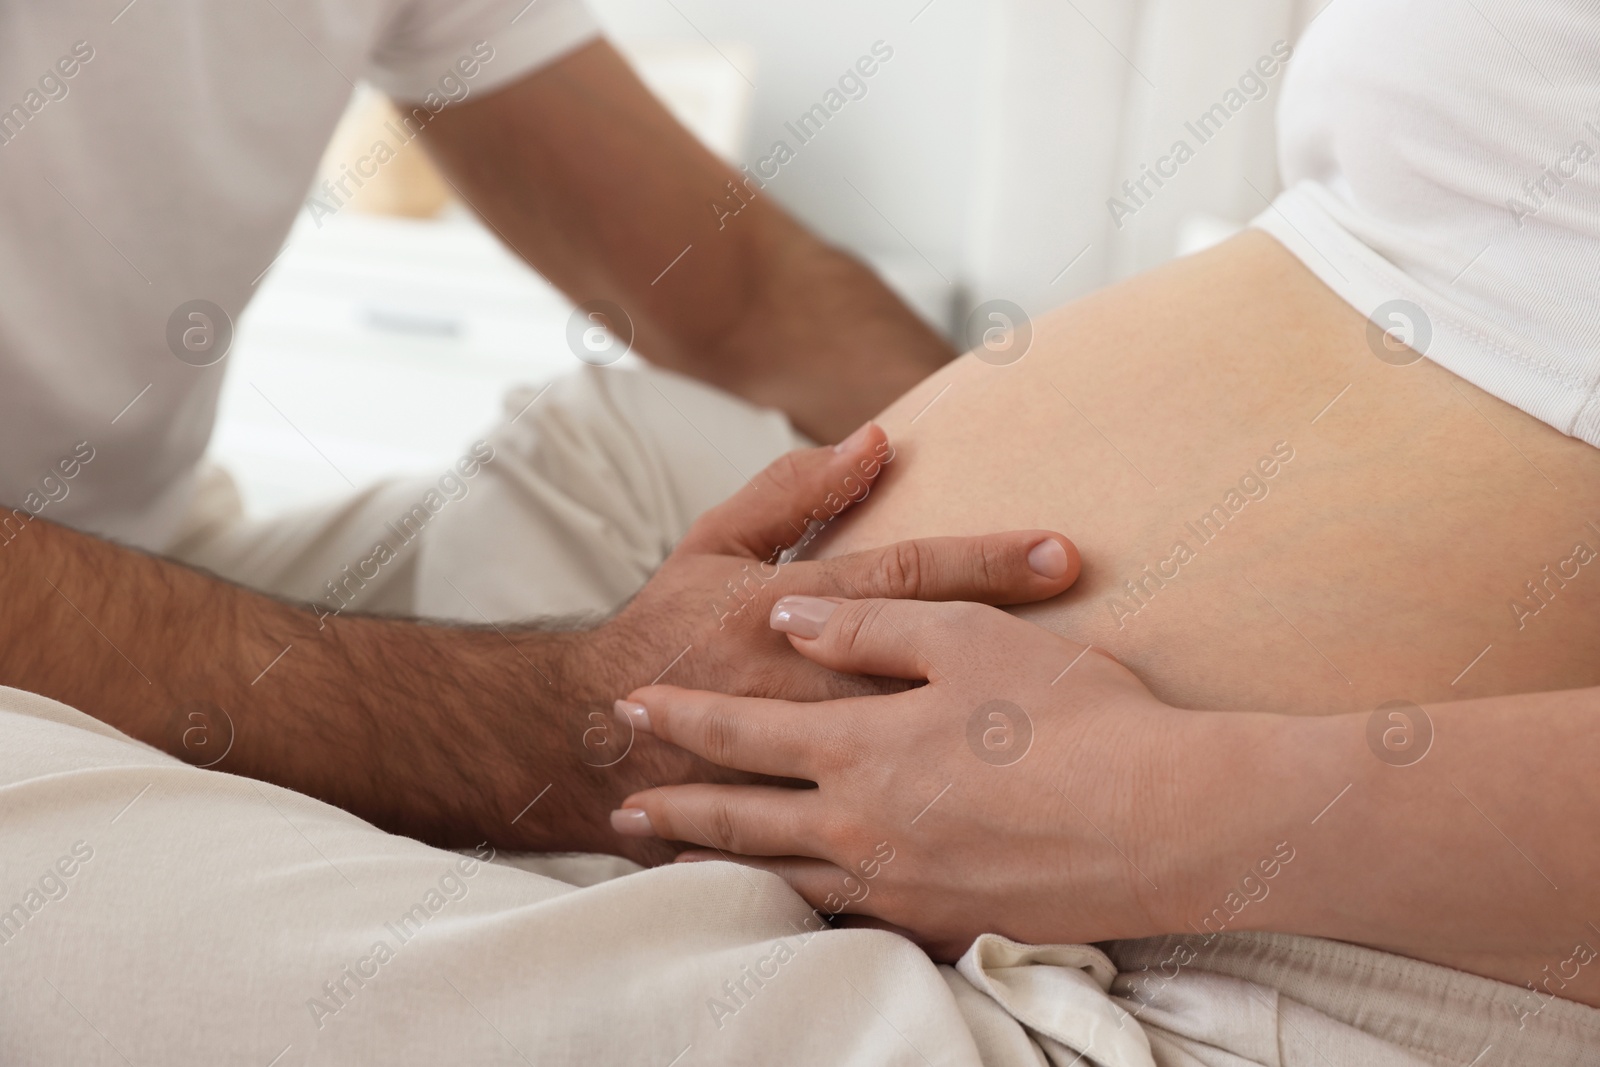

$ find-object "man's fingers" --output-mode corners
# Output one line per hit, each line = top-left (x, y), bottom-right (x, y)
(611, 784), (816, 858)
(810, 531), (1080, 606)
(677, 423), (893, 559)
(618, 685), (832, 777)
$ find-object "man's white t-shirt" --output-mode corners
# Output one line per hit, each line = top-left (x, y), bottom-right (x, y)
(0, 0), (598, 549)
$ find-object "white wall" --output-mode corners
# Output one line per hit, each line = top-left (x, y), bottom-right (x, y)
(589, 0), (989, 332)
(959, 0), (1144, 323)
(218, 0), (1329, 516)
(1102, 0), (1309, 279)
(590, 0), (1324, 332)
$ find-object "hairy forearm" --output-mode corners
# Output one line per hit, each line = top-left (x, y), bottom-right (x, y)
(1182, 689), (1600, 1003)
(0, 517), (621, 851)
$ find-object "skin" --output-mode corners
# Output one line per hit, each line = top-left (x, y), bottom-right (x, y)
(0, 427), (1079, 864)
(0, 45), (1035, 862)
(419, 39), (957, 443)
(806, 230), (1600, 713)
(613, 232), (1600, 1006)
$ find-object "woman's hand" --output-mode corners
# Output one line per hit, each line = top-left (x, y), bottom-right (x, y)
(609, 595), (1218, 960)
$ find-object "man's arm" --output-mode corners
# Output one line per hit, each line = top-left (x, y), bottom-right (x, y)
(417, 39), (955, 443)
(0, 429), (1078, 861)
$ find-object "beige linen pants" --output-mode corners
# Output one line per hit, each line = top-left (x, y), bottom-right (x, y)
(5, 365), (1596, 1066)
(167, 363), (811, 625)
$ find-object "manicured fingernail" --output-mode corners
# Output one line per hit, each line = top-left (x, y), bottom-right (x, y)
(1027, 538), (1069, 579)
(770, 595), (836, 638)
(833, 422), (874, 453)
(614, 699), (652, 734)
(610, 808), (655, 836)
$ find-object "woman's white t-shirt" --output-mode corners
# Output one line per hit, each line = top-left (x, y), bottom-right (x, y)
(0, 0), (598, 548)
(1254, 0), (1600, 448)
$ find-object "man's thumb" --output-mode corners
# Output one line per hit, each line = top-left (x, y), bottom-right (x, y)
(678, 423), (892, 559)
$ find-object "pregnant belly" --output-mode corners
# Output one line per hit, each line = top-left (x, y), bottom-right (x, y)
(817, 231), (1600, 715)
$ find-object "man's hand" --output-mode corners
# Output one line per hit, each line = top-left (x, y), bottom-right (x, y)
(0, 425), (1079, 867)
(548, 422), (1082, 861)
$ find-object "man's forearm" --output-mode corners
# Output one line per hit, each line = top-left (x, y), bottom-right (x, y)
(1183, 688), (1600, 1004)
(0, 431), (1080, 866)
(0, 517), (615, 851)
(421, 40), (956, 441)
(697, 224), (957, 438)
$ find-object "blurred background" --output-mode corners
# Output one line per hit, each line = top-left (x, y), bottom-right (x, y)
(215, 0), (1325, 516)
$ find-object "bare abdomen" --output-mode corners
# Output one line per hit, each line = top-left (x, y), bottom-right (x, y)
(819, 232), (1600, 714)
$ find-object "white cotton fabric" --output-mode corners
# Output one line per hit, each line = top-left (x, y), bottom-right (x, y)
(0, 685), (1006, 1067)
(6, 683), (1599, 1066)
(1107, 933), (1600, 1067)
(1253, 0), (1600, 448)
(0, 0), (599, 551)
(164, 363), (814, 623)
(6, 360), (1597, 1065)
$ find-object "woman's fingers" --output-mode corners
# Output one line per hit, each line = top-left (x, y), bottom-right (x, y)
(768, 596), (1027, 681)
(617, 686), (837, 778)
(612, 784), (817, 858)
(810, 531), (1080, 606)
(768, 597), (932, 680)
